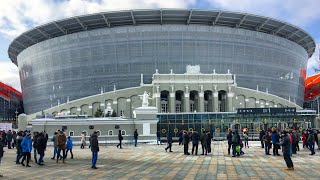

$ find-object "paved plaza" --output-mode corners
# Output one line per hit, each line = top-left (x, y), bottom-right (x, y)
(0, 141), (319, 180)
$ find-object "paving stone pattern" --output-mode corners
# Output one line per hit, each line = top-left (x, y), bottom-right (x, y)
(0, 141), (319, 180)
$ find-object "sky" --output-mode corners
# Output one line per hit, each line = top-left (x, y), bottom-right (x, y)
(0, 0), (319, 92)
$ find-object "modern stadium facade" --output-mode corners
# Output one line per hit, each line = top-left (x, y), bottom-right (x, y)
(9, 9), (319, 135)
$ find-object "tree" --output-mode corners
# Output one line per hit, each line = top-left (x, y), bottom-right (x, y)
(111, 110), (117, 117)
(94, 108), (103, 117)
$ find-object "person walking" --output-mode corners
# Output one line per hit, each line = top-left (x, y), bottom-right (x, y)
(183, 131), (190, 155)
(134, 129), (139, 147)
(12, 131), (17, 149)
(262, 132), (271, 155)
(6, 130), (13, 149)
(232, 131), (240, 157)
(191, 131), (199, 155)
(165, 131), (173, 152)
(243, 131), (249, 148)
(51, 132), (62, 160)
(200, 130), (208, 155)
(32, 132), (39, 163)
(0, 136), (4, 177)
(16, 131), (24, 164)
(227, 131), (232, 155)
(66, 136), (74, 159)
(280, 130), (294, 170)
(56, 131), (67, 163)
(90, 131), (99, 169)
(307, 130), (315, 155)
(317, 131), (320, 150)
(116, 130), (123, 149)
(178, 130), (183, 145)
(81, 132), (86, 149)
(21, 133), (32, 167)
(259, 129), (265, 148)
(271, 129), (281, 156)
(156, 131), (162, 145)
(37, 132), (47, 165)
(207, 131), (212, 154)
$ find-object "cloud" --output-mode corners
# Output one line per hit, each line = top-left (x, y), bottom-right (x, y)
(206, 0), (320, 27)
(0, 0), (196, 39)
(0, 61), (21, 91)
(307, 44), (319, 76)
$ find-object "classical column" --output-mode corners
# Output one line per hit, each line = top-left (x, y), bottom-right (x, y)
(212, 85), (218, 112)
(126, 98), (131, 118)
(227, 86), (234, 112)
(154, 93), (161, 113)
(199, 92), (204, 112)
(169, 92), (175, 113)
(184, 86), (190, 112)
(113, 100), (118, 115)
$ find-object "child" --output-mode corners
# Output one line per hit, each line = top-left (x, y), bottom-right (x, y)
(66, 136), (73, 159)
(239, 138), (244, 155)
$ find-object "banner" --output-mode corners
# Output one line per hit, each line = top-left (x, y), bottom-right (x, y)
(0, 123), (13, 132)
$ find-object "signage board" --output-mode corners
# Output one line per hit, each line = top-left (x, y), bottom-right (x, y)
(237, 108), (296, 115)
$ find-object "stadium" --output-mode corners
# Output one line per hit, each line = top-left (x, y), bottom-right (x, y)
(8, 9), (319, 135)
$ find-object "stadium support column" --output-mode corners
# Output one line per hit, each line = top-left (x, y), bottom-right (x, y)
(184, 86), (190, 112)
(212, 85), (218, 112)
(199, 85), (204, 112)
(227, 86), (234, 112)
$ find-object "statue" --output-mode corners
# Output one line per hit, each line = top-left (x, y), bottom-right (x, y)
(186, 65), (201, 74)
(139, 91), (152, 107)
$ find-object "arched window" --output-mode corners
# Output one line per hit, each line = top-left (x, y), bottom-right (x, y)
(121, 130), (126, 135)
(108, 130), (113, 136)
(96, 130), (101, 136)
(69, 131), (74, 136)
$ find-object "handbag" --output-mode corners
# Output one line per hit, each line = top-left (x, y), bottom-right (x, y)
(236, 145), (241, 153)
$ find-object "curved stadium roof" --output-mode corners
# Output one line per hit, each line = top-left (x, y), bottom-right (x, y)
(8, 9), (316, 66)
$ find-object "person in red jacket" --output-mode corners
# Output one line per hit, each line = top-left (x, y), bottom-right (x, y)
(302, 132), (307, 148)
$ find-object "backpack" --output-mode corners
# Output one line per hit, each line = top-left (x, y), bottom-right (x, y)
(232, 134), (238, 143)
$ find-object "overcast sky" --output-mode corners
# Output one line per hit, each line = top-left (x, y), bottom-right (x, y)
(0, 0), (319, 91)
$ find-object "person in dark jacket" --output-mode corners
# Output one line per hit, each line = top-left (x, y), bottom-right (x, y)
(262, 132), (272, 155)
(6, 130), (13, 149)
(32, 131), (39, 163)
(16, 131), (24, 164)
(134, 129), (139, 147)
(116, 130), (123, 149)
(21, 133), (32, 167)
(66, 136), (74, 159)
(0, 136), (4, 177)
(259, 129), (265, 148)
(37, 132), (47, 165)
(178, 130), (183, 145)
(157, 131), (162, 145)
(12, 131), (17, 149)
(207, 131), (212, 154)
(191, 131), (200, 155)
(232, 131), (240, 157)
(90, 131), (99, 169)
(183, 131), (190, 155)
(280, 131), (294, 170)
(1, 131), (6, 147)
(200, 131), (208, 155)
(227, 131), (232, 155)
(165, 132), (173, 152)
(307, 130), (316, 155)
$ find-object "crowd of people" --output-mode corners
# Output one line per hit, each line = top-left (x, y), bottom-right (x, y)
(0, 127), (320, 177)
